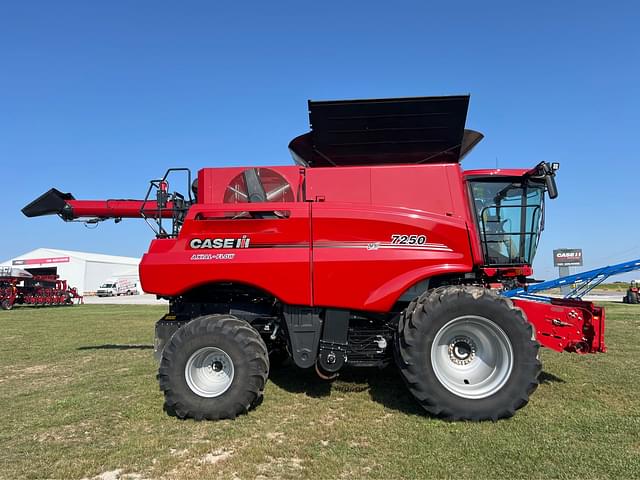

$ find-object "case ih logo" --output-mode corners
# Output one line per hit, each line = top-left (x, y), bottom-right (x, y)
(190, 236), (250, 249)
(553, 249), (583, 267)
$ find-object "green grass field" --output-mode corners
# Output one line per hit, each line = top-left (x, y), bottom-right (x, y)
(595, 282), (629, 292)
(1, 303), (639, 480)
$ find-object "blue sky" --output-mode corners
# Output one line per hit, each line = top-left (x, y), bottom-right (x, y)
(1, 1), (638, 282)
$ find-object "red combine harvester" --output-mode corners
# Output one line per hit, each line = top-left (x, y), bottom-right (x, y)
(23, 96), (605, 421)
(0, 266), (82, 310)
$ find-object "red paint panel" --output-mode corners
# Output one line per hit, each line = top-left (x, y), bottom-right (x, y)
(369, 164), (455, 215)
(464, 168), (530, 178)
(306, 167), (372, 203)
(197, 166), (303, 204)
(311, 203), (474, 311)
(306, 163), (465, 216)
(67, 200), (176, 219)
(140, 202), (312, 305)
(513, 297), (606, 353)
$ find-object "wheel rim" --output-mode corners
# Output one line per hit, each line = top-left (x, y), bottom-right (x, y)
(431, 315), (513, 399)
(185, 347), (235, 398)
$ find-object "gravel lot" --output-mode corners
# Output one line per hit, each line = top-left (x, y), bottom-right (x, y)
(581, 292), (625, 302)
(83, 294), (168, 305)
(81, 292), (623, 305)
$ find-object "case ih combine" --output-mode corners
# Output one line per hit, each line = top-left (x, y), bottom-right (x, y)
(0, 266), (82, 310)
(23, 96), (605, 421)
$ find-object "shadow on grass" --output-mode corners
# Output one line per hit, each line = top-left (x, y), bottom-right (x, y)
(538, 371), (566, 384)
(78, 344), (154, 350)
(269, 364), (423, 415)
(269, 365), (332, 398)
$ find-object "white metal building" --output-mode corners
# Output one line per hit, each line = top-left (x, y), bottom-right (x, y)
(0, 248), (141, 295)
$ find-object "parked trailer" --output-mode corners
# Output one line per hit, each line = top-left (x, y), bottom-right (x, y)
(23, 95), (605, 421)
(0, 266), (83, 310)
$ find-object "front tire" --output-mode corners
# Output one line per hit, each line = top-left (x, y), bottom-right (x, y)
(395, 286), (541, 421)
(1, 299), (13, 310)
(158, 314), (269, 420)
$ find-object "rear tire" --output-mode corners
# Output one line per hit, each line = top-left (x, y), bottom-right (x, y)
(395, 286), (541, 421)
(1, 299), (13, 310)
(158, 314), (269, 420)
(629, 291), (638, 304)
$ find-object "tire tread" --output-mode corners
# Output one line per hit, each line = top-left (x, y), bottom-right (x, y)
(395, 285), (541, 421)
(158, 314), (269, 421)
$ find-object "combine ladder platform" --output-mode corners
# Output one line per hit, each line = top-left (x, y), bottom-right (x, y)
(503, 258), (640, 301)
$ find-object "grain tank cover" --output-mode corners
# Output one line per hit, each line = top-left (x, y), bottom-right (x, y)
(289, 95), (480, 167)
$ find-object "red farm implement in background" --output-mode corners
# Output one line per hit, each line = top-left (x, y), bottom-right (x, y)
(23, 95), (605, 421)
(0, 266), (82, 310)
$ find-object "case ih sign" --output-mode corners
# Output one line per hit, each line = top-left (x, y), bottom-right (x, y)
(553, 249), (583, 267)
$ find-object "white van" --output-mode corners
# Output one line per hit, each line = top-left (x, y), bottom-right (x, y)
(96, 278), (139, 297)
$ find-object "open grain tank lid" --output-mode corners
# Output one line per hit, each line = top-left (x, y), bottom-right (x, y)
(289, 95), (483, 167)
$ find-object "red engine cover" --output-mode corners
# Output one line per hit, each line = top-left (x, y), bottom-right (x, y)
(140, 163), (479, 312)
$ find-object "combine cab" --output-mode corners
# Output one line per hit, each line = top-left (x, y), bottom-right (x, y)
(23, 95), (605, 421)
(0, 266), (82, 310)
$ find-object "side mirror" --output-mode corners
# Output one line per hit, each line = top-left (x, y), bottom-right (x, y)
(531, 162), (559, 200)
(546, 173), (558, 199)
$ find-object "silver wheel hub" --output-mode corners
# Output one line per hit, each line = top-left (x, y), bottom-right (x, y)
(448, 336), (477, 365)
(185, 347), (234, 398)
(431, 315), (514, 399)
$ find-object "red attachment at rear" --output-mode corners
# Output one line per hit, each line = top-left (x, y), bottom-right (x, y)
(513, 297), (606, 353)
(0, 273), (83, 309)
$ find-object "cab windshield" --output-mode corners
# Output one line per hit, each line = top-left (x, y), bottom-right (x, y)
(100, 283), (115, 288)
(470, 180), (545, 266)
